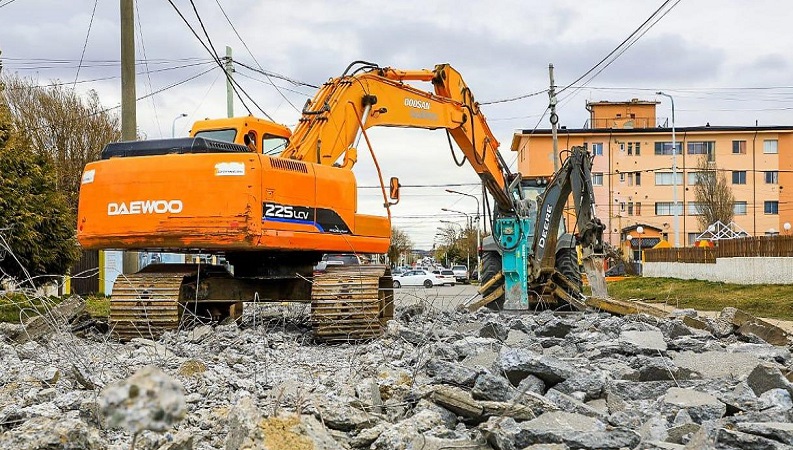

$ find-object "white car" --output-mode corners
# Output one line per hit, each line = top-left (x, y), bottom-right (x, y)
(393, 269), (445, 288)
(451, 265), (469, 284)
(432, 269), (456, 286)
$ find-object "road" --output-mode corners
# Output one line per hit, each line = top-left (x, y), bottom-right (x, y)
(394, 283), (479, 312)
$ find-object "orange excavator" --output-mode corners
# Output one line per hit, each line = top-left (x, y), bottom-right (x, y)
(77, 61), (604, 340)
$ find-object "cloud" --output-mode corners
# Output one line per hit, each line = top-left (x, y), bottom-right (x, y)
(3, 0), (793, 247)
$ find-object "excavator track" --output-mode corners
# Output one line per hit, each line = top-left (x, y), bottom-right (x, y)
(109, 270), (193, 340)
(311, 265), (394, 342)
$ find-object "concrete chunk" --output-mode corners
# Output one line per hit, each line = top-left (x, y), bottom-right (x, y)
(619, 330), (667, 353)
(661, 387), (726, 423)
(673, 351), (761, 379)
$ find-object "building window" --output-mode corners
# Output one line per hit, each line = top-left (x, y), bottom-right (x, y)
(687, 141), (715, 161)
(733, 201), (747, 215)
(627, 142), (633, 155)
(655, 172), (684, 186)
(619, 142), (625, 153)
(619, 173), (625, 182)
(590, 142), (603, 156)
(655, 202), (683, 216)
(687, 202), (703, 215)
(620, 202), (626, 212)
(635, 142), (641, 156)
(635, 172), (641, 186)
(689, 171), (714, 185)
(592, 172), (604, 186)
(627, 202), (634, 215)
(687, 233), (700, 246)
(732, 140), (746, 154)
(636, 202), (642, 216)
(654, 141), (682, 155)
(765, 200), (779, 215)
(732, 171), (747, 185)
(627, 173), (634, 186)
(765, 171), (779, 184)
(763, 139), (778, 154)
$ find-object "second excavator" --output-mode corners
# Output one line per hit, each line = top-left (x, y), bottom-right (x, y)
(76, 61), (606, 340)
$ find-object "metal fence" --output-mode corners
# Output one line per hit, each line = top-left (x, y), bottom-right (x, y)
(644, 235), (793, 263)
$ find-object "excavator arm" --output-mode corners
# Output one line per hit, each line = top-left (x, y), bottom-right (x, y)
(531, 146), (605, 273)
(280, 62), (515, 211)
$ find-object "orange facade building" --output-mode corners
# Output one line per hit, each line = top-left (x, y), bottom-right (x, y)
(511, 99), (793, 247)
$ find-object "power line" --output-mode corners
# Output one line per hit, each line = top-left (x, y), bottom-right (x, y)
(135, 0), (162, 136)
(558, 0), (680, 96)
(358, 182), (480, 189)
(480, 89), (548, 106)
(16, 67), (217, 134)
(213, 0), (307, 112)
(4, 61), (216, 90)
(234, 60), (318, 89)
(563, 0), (683, 105)
(73, 0), (98, 88)
(0, 0), (21, 9)
(235, 71), (313, 97)
(166, 0), (275, 120)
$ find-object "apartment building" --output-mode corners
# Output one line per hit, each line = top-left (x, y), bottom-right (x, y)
(510, 99), (793, 247)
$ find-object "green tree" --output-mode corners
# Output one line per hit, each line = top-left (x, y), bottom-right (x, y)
(0, 84), (79, 286)
(388, 227), (413, 266)
(694, 156), (735, 230)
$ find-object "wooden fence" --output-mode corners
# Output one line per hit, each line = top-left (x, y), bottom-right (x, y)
(644, 235), (793, 263)
(70, 250), (100, 295)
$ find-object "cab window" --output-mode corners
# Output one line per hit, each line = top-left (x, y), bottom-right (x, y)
(263, 134), (289, 156)
(194, 129), (237, 143)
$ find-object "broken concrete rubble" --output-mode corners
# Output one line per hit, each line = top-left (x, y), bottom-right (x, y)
(0, 300), (792, 449)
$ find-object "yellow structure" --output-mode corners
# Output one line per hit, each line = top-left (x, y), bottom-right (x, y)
(512, 99), (793, 246)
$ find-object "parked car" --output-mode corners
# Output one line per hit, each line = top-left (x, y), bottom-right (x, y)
(431, 269), (456, 286)
(451, 265), (469, 284)
(393, 269), (445, 288)
(314, 253), (361, 272)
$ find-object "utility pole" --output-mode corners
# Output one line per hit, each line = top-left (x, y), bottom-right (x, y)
(121, 0), (136, 140)
(657, 92), (678, 247)
(548, 63), (559, 171)
(225, 46), (234, 118)
(121, 0), (138, 274)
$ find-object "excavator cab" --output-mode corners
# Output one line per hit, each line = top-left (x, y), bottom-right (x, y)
(190, 116), (292, 155)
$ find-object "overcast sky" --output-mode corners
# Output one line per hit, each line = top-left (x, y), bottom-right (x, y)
(3, 0), (793, 252)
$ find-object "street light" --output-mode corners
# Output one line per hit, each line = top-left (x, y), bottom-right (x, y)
(656, 91), (678, 247)
(636, 226), (644, 271)
(171, 113), (188, 137)
(441, 208), (473, 228)
(446, 189), (482, 280)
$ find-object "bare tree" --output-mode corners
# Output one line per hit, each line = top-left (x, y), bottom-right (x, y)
(388, 227), (413, 266)
(694, 155), (735, 229)
(2, 74), (121, 213)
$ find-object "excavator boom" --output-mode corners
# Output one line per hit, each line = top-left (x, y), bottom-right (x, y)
(281, 63), (514, 211)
